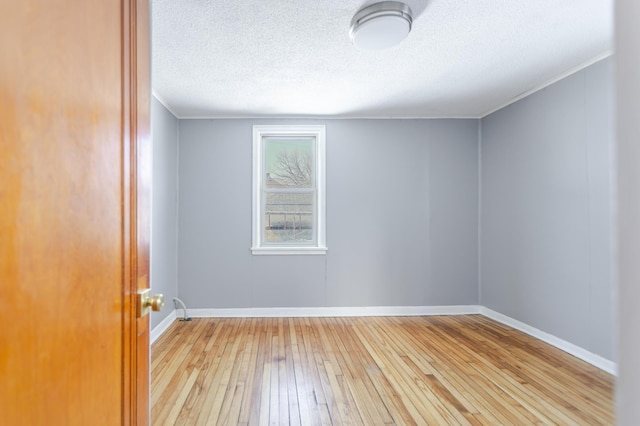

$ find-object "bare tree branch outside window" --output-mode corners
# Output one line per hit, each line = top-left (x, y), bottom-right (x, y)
(272, 150), (312, 187)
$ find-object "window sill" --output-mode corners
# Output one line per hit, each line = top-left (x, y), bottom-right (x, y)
(251, 246), (328, 256)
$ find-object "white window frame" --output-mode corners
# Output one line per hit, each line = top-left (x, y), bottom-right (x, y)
(252, 125), (327, 255)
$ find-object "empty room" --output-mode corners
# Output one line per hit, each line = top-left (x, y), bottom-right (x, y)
(150, 0), (616, 424)
(7, 0), (640, 424)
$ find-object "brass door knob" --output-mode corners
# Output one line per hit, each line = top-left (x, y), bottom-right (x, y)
(137, 289), (164, 317)
(145, 294), (164, 312)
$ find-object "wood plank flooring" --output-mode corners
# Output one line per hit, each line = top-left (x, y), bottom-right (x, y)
(151, 315), (614, 425)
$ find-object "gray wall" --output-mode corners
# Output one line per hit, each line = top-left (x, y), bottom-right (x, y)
(177, 119), (479, 308)
(150, 97), (179, 329)
(480, 57), (615, 359)
(616, 1), (640, 421)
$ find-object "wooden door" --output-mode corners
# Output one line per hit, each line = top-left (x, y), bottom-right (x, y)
(130, 0), (153, 423)
(0, 0), (151, 424)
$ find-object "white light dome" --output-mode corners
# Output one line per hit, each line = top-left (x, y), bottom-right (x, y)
(350, 2), (413, 50)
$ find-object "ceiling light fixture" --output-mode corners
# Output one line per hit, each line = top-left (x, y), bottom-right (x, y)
(349, 1), (413, 50)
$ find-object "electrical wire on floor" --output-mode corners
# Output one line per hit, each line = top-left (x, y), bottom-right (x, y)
(172, 297), (192, 321)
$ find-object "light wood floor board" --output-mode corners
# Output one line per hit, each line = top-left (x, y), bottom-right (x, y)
(151, 315), (614, 425)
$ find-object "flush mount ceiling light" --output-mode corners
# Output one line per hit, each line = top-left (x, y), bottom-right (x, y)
(349, 1), (413, 50)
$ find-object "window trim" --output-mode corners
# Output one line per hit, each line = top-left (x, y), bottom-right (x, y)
(251, 125), (327, 255)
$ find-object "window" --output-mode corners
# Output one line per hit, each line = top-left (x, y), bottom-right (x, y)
(252, 125), (326, 255)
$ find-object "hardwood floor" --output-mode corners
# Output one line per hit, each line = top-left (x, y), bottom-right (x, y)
(151, 315), (614, 425)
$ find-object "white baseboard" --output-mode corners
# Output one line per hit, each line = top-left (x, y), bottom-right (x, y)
(480, 307), (617, 375)
(151, 309), (177, 344)
(147, 304), (616, 375)
(187, 305), (481, 318)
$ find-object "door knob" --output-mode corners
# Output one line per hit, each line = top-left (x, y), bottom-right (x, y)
(146, 294), (164, 311)
(137, 289), (164, 318)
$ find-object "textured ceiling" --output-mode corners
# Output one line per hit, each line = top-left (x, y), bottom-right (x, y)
(151, 0), (613, 118)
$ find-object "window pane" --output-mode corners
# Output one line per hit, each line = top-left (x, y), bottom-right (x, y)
(264, 137), (314, 189)
(264, 192), (314, 243)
